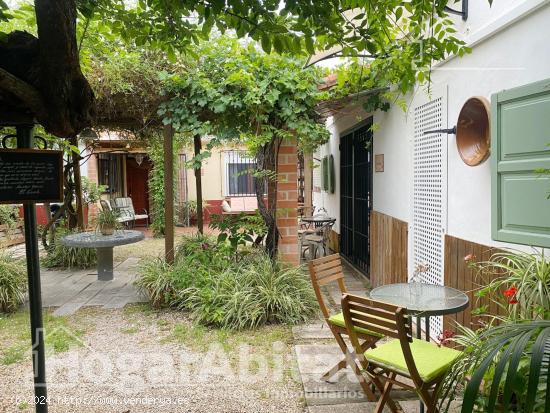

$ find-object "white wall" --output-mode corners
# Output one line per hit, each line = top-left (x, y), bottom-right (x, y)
(435, 1), (550, 247)
(313, 1), (550, 252)
(313, 104), (371, 233)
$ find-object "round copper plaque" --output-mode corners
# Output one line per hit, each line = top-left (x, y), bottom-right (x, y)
(456, 97), (491, 166)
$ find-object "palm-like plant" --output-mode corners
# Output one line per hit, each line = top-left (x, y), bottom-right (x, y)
(440, 320), (550, 413)
(439, 250), (550, 412)
(476, 249), (550, 320)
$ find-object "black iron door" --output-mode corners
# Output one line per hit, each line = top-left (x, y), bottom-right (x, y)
(339, 120), (373, 274)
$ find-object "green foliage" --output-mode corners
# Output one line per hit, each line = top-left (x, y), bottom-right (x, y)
(0, 310), (85, 365)
(440, 249), (550, 412)
(137, 235), (316, 329)
(0, 254), (26, 313)
(441, 320), (550, 413)
(0, 205), (19, 240)
(473, 249), (550, 321)
(183, 253), (317, 330)
(159, 36), (330, 154)
(0, 205), (18, 226)
(81, 176), (106, 205)
(95, 208), (120, 231)
(147, 133), (181, 236)
(209, 212), (267, 255)
(135, 257), (177, 308)
(42, 228), (97, 269)
(176, 200), (198, 226)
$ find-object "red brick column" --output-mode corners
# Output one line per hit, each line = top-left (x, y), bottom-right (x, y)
(86, 153), (100, 224)
(276, 139), (299, 265)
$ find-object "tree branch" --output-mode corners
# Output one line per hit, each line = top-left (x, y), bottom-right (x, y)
(0, 66), (46, 121)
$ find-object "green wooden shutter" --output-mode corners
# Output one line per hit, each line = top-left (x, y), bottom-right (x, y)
(328, 155), (335, 194)
(492, 78), (550, 247)
(321, 156), (328, 191)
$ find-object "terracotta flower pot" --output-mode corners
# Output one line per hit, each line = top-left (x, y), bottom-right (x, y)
(100, 225), (115, 236)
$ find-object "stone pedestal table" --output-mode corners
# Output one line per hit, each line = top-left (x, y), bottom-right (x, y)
(61, 230), (145, 281)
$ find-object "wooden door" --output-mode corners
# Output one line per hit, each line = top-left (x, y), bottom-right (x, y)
(126, 157), (150, 224)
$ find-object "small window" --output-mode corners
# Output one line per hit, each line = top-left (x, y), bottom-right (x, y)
(98, 153), (123, 196)
(225, 151), (257, 196)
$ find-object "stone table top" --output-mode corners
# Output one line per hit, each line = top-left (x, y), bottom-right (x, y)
(61, 230), (145, 249)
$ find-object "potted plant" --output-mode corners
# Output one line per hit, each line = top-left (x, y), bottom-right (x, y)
(96, 209), (120, 236)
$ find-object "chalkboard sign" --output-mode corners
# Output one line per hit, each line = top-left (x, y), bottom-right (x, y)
(0, 149), (63, 204)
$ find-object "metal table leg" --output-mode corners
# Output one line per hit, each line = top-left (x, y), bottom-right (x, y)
(97, 247), (114, 281)
(415, 316), (430, 413)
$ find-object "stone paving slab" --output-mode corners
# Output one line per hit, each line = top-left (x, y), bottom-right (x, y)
(308, 402), (391, 412)
(39, 257), (147, 315)
(328, 289), (367, 307)
(294, 259), (426, 411)
(292, 322), (334, 340)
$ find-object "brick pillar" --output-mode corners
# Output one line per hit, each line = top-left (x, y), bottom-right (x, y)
(276, 139), (299, 265)
(86, 153), (100, 223)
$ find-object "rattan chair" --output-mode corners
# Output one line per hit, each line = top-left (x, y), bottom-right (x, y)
(341, 294), (463, 413)
(308, 254), (383, 401)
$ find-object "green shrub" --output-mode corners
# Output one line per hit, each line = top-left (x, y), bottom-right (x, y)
(137, 236), (317, 329)
(42, 228), (97, 269)
(175, 233), (217, 259)
(0, 205), (19, 241)
(0, 254), (27, 313)
(135, 257), (177, 308)
(184, 253), (317, 329)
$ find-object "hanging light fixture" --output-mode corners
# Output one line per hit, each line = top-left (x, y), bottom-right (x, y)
(135, 153), (144, 166)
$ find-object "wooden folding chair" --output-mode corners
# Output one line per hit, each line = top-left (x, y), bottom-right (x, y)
(341, 294), (463, 413)
(308, 254), (383, 401)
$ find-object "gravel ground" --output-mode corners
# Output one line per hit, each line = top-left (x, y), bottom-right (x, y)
(0, 306), (306, 413)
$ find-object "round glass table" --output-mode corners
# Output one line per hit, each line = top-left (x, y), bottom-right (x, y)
(370, 282), (469, 341)
(61, 230), (144, 281)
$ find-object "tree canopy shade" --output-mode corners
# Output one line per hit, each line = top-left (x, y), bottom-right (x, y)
(0, 0), (474, 139)
(159, 37), (330, 243)
(159, 37), (330, 153)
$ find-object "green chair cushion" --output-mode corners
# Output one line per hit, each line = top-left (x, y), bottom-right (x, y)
(328, 312), (384, 338)
(365, 338), (462, 382)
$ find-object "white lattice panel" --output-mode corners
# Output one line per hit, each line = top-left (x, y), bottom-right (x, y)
(412, 89), (447, 338)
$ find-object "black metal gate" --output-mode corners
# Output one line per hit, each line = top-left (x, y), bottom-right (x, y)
(340, 119), (373, 274)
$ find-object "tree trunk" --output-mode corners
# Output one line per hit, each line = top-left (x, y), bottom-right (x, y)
(193, 135), (204, 234)
(33, 0), (95, 137)
(0, 2), (95, 137)
(255, 138), (280, 259)
(70, 136), (85, 230)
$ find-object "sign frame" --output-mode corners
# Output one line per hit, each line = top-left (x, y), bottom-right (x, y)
(0, 148), (64, 204)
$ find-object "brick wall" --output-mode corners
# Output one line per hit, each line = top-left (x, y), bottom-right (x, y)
(276, 139), (299, 264)
(86, 153), (100, 223)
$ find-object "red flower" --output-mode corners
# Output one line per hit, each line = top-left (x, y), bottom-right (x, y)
(464, 253), (476, 262)
(503, 287), (518, 297)
(437, 330), (456, 347)
(508, 298), (519, 305)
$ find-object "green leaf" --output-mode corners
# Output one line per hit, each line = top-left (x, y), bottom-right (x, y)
(305, 36), (315, 55)
(395, 7), (403, 21)
(524, 327), (550, 413)
(261, 34), (272, 54)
